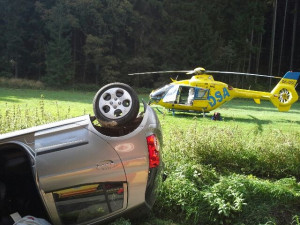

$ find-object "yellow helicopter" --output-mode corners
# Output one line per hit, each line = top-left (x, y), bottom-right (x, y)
(129, 67), (300, 115)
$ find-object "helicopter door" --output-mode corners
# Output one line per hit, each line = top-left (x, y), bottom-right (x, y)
(195, 87), (209, 99)
(177, 86), (195, 105)
(162, 85), (180, 103)
(193, 87), (210, 108)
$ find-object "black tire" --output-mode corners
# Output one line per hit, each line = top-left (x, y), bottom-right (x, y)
(93, 83), (140, 127)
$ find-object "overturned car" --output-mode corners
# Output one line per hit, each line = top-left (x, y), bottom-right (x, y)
(0, 83), (162, 225)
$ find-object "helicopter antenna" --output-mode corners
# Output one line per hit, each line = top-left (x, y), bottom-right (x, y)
(206, 70), (281, 79)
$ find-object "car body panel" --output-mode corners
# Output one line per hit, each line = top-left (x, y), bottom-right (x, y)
(0, 104), (162, 225)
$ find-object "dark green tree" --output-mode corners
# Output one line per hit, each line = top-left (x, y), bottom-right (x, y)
(0, 0), (297, 88)
(37, 0), (74, 87)
(0, 0), (40, 78)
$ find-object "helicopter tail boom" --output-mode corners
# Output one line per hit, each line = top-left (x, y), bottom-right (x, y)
(269, 72), (300, 111)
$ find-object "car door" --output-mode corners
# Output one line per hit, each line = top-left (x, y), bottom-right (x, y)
(34, 121), (126, 225)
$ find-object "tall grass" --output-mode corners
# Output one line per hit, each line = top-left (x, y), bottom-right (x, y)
(156, 123), (300, 224)
(0, 77), (44, 89)
(188, 125), (300, 179)
(0, 96), (75, 134)
(1, 88), (300, 225)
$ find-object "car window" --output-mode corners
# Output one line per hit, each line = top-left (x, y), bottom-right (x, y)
(53, 182), (126, 224)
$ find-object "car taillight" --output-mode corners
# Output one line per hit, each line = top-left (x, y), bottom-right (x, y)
(146, 134), (160, 168)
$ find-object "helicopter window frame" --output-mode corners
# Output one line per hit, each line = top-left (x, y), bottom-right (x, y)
(194, 88), (209, 100)
(176, 86), (195, 105)
(162, 85), (209, 104)
(162, 85), (180, 103)
(151, 84), (174, 101)
(163, 85), (196, 105)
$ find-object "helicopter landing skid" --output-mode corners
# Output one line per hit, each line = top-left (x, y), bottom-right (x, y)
(167, 109), (207, 117)
(155, 107), (164, 114)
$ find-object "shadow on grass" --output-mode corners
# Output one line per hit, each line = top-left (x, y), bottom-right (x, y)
(155, 109), (211, 118)
(0, 88), (94, 104)
(224, 105), (300, 113)
(162, 110), (300, 128)
(223, 114), (300, 126)
(238, 115), (264, 132)
(0, 97), (21, 103)
(221, 100), (300, 112)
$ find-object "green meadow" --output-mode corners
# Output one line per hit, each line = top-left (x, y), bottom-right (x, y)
(1, 87), (300, 225)
(1, 87), (299, 133)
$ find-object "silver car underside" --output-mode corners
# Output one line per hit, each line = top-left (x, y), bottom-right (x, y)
(0, 104), (162, 225)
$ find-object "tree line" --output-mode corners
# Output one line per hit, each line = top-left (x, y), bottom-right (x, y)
(0, 0), (299, 88)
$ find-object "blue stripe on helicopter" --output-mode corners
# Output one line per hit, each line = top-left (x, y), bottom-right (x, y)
(208, 88), (230, 107)
(283, 72), (300, 80)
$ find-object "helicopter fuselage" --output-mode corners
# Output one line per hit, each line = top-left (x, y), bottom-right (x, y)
(149, 73), (297, 113)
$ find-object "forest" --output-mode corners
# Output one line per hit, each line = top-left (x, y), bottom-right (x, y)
(0, 0), (299, 88)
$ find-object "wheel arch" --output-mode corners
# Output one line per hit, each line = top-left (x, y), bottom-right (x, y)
(0, 142), (50, 222)
(0, 141), (35, 162)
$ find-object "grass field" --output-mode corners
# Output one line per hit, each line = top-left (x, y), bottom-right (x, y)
(0, 88), (94, 116)
(1, 87), (300, 225)
(1, 87), (299, 133)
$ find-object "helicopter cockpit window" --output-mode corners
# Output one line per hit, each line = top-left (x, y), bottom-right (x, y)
(162, 85), (179, 103)
(150, 84), (173, 100)
(162, 85), (195, 105)
(195, 88), (209, 100)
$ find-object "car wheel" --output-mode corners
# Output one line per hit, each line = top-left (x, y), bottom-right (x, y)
(93, 83), (140, 127)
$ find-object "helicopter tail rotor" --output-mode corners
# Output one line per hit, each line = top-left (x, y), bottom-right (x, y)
(269, 72), (300, 111)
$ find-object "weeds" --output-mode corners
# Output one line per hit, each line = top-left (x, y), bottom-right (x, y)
(0, 95), (75, 134)
(158, 171), (300, 224)
(1, 89), (300, 225)
(164, 124), (300, 179)
(203, 176), (247, 224)
(108, 218), (131, 225)
(157, 122), (300, 224)
(0, 77), (44, 89)
(292, 215), (300, 225)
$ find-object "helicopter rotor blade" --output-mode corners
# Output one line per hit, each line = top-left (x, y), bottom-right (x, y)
(206, 70), (281, 79)
(128, 70), (191, 75)
(129, 68), (282, 78)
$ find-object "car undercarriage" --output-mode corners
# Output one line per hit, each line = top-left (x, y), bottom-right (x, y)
(0, 146), (49, 224)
